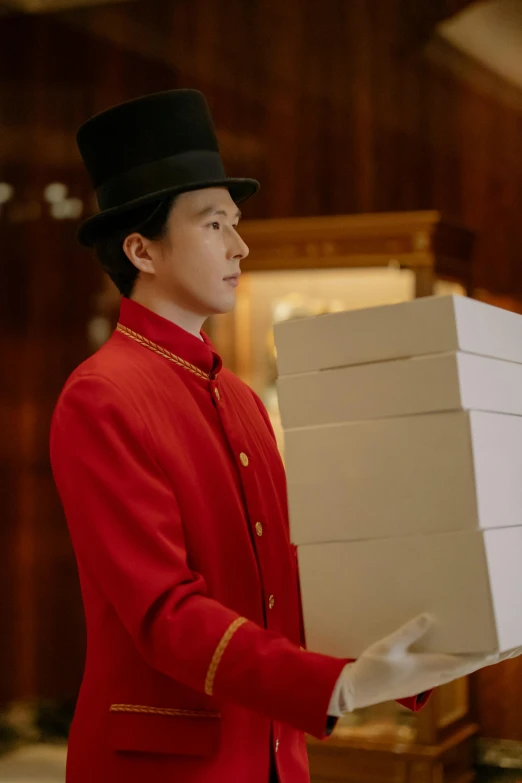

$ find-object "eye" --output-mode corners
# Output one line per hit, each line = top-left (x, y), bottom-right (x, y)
(210, 221), (221, 230)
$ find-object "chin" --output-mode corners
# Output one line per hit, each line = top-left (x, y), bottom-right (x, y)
(208, 296), (237, 316)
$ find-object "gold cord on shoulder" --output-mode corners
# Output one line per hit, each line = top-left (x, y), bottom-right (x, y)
(116, 323), (210, 381)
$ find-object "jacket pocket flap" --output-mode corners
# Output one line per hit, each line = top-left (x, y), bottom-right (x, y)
(108, 705), (221, 756)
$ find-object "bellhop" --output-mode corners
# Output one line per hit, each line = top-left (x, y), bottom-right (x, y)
(50, 90), (438, 783)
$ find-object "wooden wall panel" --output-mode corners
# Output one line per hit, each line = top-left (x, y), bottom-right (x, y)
(1, 0), (521, 742)
(0, 13), (178, 705)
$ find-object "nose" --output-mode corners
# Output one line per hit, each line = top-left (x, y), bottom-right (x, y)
(229, 229), (249, 263)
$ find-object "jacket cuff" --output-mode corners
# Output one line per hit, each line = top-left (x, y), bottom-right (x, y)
(397, 690), (433, 712)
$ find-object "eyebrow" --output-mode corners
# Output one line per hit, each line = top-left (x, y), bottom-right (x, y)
(196, 206), (242, 220)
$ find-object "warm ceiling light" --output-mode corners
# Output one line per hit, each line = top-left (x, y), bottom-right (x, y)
(0, 183), (14, 203)
(44, 182), (68, 203)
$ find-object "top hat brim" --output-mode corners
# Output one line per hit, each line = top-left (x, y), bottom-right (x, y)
(77, 177), (259, 247)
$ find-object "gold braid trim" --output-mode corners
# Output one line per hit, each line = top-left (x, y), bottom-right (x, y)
(116, 323), (210, 381)
(205, 617), (248, 696)
(109, 704), (220, 718)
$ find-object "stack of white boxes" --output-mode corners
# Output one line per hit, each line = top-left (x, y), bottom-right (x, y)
(274, 294), (522, 658)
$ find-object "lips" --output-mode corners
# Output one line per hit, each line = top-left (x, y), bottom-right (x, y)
(224, 274), (241, 286)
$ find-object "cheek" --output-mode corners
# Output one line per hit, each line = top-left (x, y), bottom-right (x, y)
(169, 239), (225, 291)
(194, 236), (227, 279)
(200, 232), (227, 258)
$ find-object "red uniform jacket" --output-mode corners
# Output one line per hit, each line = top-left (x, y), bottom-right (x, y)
(50, 297), (429, 783)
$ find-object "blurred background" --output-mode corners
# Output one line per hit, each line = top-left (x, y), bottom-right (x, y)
(1, 0), (522, 780)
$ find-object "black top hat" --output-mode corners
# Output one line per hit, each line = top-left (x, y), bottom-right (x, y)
(76, 89), (260, 247)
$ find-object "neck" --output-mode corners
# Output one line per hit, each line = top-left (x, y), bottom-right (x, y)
(129, 290), (205, 341)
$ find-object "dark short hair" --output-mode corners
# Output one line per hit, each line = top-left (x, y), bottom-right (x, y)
(92, 194), (179, 298)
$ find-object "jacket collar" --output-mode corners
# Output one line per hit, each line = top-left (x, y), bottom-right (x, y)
(118, 297), (223, 379)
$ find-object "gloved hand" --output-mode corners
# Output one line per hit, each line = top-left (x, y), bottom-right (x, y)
(330, 614), (522, 715)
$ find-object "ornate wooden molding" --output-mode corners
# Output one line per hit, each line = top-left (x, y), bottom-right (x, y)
(239, 211), (475, 291)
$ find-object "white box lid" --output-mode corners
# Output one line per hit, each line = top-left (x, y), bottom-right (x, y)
(274, 295), (522, 376)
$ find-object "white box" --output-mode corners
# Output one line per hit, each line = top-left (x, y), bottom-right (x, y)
(285, 410), (522, 545)
(297, 527), (522, 656)
(277, 351), (522, 429)
(278, 295), (522, 656)
(274, 294), (522, 376)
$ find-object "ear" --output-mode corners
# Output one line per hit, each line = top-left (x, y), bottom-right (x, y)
(123, 233), (157, 274)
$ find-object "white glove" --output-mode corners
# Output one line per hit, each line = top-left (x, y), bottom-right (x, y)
(328, 614), (522, 717)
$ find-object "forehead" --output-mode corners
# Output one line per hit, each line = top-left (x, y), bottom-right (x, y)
(175, 187), (238, 215)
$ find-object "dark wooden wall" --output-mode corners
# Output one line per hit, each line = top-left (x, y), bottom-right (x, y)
(1, 0), (522, 741)
(0, 11), (179, 705)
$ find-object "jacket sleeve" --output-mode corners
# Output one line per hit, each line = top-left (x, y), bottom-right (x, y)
(50, 373), (347, 740)
(247, 387), (433, 715)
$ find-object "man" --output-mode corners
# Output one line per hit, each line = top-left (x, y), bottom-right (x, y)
(50, 89), (512, 783)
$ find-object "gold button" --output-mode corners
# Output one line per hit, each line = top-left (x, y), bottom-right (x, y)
(240, 452), (249, 467)
(275, 739), (280, 753)
(214, 387), (220, 401)
(255, 522), (263, 537)
(268, 594), (275, 610)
